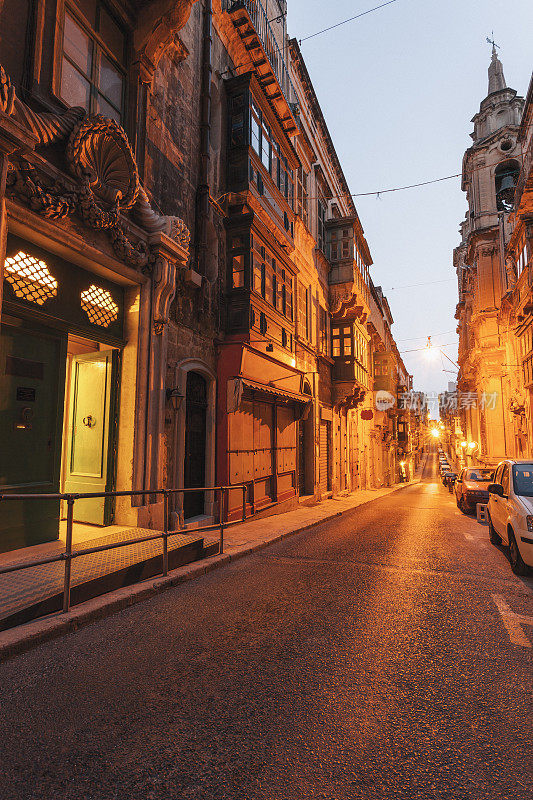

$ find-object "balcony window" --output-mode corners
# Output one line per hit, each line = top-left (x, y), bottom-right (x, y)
(317, 197), (326, 253)
(296, 167), (308, 227)
(250, 99), (294, 206)
(332, 325), (352, 357)
(252, 236), (292, 320)
(60, 3), (126, 123)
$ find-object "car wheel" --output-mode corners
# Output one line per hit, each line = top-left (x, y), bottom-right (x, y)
(488, 513), (501, 546)
(508, 528), (528, 576)
(459, 496), (467, 514)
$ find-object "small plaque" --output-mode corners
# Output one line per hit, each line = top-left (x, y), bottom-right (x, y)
(16, 387), (36, 402)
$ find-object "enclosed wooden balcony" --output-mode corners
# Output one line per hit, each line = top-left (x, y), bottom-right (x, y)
(222, 0), (299, 135)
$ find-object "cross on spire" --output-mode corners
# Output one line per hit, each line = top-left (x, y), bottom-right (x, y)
(486, 32), (499, 55)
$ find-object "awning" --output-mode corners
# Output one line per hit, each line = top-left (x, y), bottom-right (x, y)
(227, 376), (312, 412)
(239, 377), (312, 404)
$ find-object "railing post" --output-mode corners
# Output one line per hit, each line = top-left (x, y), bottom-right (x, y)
(62, 495), (75, 613)
(242, 485), (246, 522)
(219, 487), (225, 555)
(162, 490), (169, 577)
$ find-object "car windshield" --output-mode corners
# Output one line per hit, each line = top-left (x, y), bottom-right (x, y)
(466, 469), (493, 481)
(512, 465), (533, 497)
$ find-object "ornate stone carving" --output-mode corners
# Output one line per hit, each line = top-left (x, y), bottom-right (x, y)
(7, 160), (150, 269)
(134, 0), (198, 78)
(1, 62), (189, 271)
(152, 255), (177, 334)
(163, 215), (190, 248)
(1, 65), (84, 144)
(66, 115), (139, 209)
(132, 186), (166, 232)
(505, 253), (518, 287)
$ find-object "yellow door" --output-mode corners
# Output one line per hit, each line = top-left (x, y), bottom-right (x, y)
(63, 351), (116, 524)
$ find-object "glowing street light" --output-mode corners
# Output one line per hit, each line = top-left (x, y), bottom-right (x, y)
(431, 428), (440, 439)
(423, 336), (439, 361)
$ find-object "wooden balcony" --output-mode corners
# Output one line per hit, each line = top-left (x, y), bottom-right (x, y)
(222, 0), (299, 135)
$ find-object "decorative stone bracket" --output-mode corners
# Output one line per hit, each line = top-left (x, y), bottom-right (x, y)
(149, 226), (189, 334)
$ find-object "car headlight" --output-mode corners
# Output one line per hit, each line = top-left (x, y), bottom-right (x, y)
(526, 516), (533, 533)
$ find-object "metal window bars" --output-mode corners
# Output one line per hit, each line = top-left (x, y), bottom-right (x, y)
(0, 485), (247, 614)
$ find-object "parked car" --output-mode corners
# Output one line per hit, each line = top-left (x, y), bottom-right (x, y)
(439, 462), (450, 475)
(443, 471), (457, 489)
(455, 467), (494, 513)
(487, 460), (533, 575)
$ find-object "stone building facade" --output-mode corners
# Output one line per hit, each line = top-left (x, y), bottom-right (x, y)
(454, 46), (525, 467)
(0, 0), (422, 553)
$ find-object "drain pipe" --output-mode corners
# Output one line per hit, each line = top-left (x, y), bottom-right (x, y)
(194, 0), (213, 277)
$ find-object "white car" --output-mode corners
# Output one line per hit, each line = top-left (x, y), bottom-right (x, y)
(487, 460), (533, 575)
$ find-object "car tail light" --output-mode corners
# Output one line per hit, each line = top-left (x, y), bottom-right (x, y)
(526, 516), (533, 533)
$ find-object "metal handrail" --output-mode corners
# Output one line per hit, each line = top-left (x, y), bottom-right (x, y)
(0, 484), (248, 615)
(223, 0), (298, 108)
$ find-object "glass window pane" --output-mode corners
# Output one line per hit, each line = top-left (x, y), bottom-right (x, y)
(64, 12), (92, 74)
(251, 115), (260, 155)
(61, 57), (91, 110)
(99, 7), (125, 61)
(98, 52), (123, 109)
(96, 93), (120, 121)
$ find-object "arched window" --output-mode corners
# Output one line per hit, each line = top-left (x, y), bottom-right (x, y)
(495, 160), (520, 212)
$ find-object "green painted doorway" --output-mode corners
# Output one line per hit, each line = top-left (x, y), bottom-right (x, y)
(0, 319), (67, 552)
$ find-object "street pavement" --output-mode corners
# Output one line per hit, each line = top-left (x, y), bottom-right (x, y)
(0, 449), (531, 800)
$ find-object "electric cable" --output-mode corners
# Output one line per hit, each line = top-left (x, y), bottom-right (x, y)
(298, 0), (401, 43)
(386, 278), (455, 290)
(400, 342), (457, 353)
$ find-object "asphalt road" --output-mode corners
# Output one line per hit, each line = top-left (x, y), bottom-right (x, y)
(0, 450), (532, 800)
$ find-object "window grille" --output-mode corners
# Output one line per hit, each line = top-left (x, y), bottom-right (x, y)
(4, 251), (58, 305)
(81, 284), (118, 327)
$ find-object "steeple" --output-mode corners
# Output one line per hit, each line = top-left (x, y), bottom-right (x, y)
(488, 43), (506, 94)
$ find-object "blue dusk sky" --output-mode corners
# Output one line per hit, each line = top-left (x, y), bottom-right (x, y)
(286, 0), (533, 397)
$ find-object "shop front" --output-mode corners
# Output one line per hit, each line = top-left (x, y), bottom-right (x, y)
(218, 344), (311, 520)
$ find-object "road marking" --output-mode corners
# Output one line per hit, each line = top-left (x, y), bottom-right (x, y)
(492, 594), (532, 648)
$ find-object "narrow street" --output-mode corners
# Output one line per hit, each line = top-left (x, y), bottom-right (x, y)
(0, 449), (532, 800)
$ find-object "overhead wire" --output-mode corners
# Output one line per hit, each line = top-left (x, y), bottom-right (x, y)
(400, 342), (457, 353)
(298, 0), (401, 43)
(395, 330), (456, 342)
(386, 278), (456, 290)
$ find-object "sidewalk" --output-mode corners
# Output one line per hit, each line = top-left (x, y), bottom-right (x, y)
(0, 462), (426, 660)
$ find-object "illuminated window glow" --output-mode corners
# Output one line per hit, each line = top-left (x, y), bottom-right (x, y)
(4, 251), (58, 305)
(81, 284), (118, 327)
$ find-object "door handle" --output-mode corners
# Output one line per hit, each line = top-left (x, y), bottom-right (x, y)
(82, 415), (96, 428)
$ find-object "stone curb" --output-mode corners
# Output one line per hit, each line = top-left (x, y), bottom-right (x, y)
(0, 476), (422, 662)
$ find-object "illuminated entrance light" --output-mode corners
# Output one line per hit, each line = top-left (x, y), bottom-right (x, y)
(4, 250), (58, 305)
(81, 284), (119, 327)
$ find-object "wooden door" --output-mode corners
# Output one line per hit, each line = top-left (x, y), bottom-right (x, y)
(298, 420), (306, 495)
(63, 350), (117, 524)
(183, 372), (207, 519)
(319, 420), (331, 493)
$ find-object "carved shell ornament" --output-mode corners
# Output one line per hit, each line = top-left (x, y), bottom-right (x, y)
(1, 62), (190, 268)
(66, 115), (139, 210)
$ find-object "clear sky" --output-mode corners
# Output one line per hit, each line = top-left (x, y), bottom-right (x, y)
(286, 0), (533, 398)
